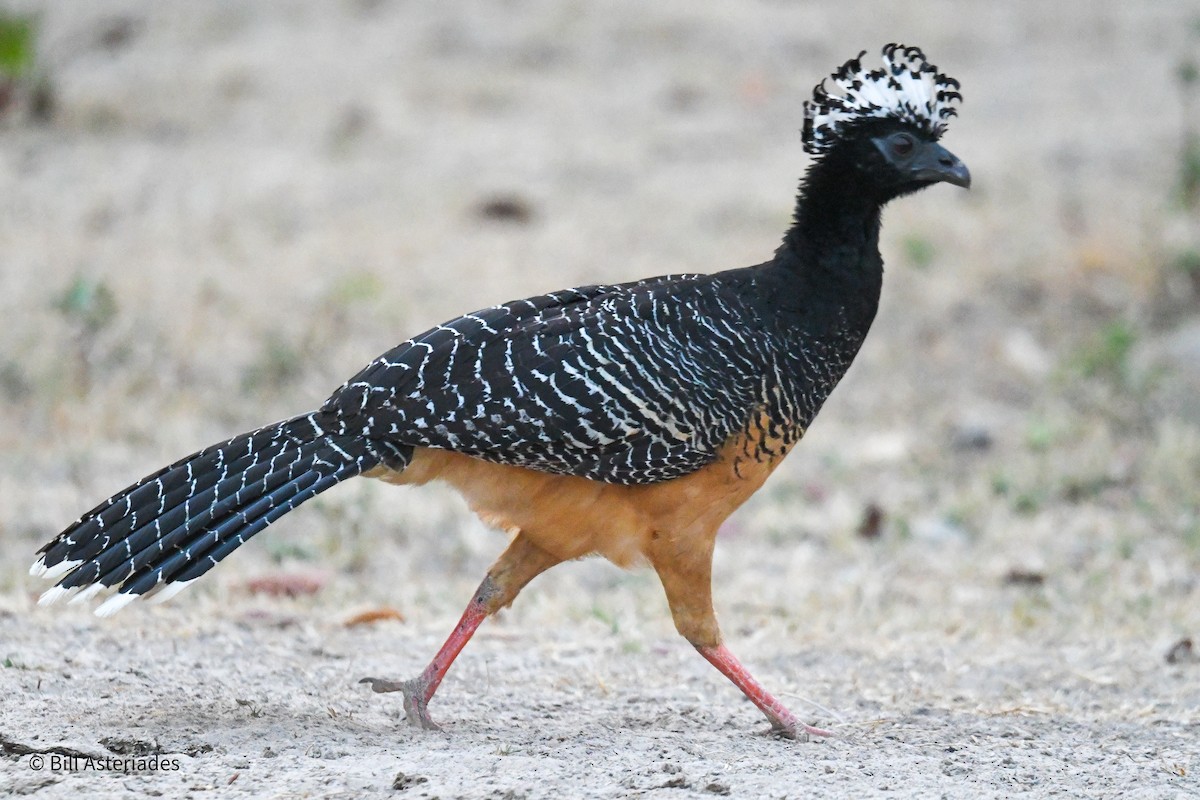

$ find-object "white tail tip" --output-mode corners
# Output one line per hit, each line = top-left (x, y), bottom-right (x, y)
(31, 558), (82, 580)
(67, 583), (108, 605)
(146, 580), (196, 606)
(38, 585), (80, 607)
(95, 592), (138, 618)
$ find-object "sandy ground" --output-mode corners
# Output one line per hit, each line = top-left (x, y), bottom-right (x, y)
(2, 1), (1199, 797)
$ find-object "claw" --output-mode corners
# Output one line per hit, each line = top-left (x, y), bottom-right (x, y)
(401, 684), (441, 730)
(770, 720), (833, 741)
(360, 675), (441, 730)
(359, 676), (405, 694)
(771, 723), (799, 740)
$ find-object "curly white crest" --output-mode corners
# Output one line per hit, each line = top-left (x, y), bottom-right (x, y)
(803, 44), (962, 155)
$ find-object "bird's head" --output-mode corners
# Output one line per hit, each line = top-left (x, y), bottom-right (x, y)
(802, 44), (969, 200)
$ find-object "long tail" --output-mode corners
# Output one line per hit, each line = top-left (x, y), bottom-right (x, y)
(31, 411), (410, 617)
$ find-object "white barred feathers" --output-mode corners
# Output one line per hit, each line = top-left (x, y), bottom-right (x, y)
(803, 43), (962, 154)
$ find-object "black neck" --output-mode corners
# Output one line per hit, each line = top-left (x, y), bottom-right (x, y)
(771, 153), (887, 330)
(781, 153), (885, 270)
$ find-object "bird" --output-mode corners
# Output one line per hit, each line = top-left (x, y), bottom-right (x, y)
(31, 43), (969, 739)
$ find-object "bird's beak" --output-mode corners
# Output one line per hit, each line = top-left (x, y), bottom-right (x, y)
(912, 141), (971, 188)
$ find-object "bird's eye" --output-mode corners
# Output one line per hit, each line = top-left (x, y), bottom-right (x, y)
(891, 134), (915, 157)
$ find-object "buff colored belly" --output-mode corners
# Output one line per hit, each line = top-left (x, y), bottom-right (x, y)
(363, 413), (799, 567)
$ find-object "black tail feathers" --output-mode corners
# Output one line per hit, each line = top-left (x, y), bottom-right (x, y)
(31, 411), (410, 616)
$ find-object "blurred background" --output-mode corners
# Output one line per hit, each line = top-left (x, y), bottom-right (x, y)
(0, 0), (1198, 776)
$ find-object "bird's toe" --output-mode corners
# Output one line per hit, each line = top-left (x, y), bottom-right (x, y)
(359, 676), (406, 694)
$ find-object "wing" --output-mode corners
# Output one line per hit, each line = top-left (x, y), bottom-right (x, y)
(320, 272), (773, 484)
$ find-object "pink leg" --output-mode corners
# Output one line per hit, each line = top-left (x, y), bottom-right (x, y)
(697, 644), (832, 739)
(361, 533), (561, 729)
(361, 577), (497, 729)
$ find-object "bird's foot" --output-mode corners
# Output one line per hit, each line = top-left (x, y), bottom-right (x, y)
(764, 703), (834, 740)
(359, 676), (441, 730)
(770, 718), (834, 741)
(694, 644), (835, 742)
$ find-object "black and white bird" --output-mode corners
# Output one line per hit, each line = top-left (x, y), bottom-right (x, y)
(33, 44), (968, 738)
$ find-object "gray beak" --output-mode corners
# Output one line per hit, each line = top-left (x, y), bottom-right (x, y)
(912, 141), (971, 188)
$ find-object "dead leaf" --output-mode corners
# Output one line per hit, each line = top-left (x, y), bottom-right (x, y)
(344, 607), (406, 627)
(1165, 638), (1197, 665)
(243, 572), (326, 597)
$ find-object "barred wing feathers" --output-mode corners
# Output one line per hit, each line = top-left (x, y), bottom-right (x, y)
(324, 271), (772, 485)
